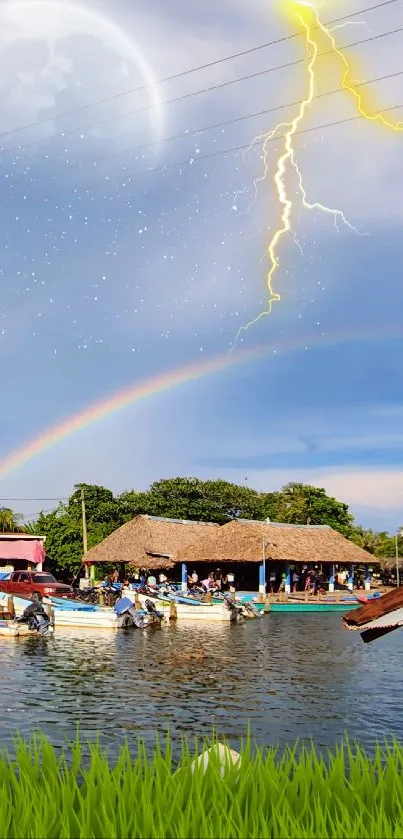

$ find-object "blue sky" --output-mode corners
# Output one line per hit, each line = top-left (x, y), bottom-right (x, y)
(0, 0), (402, 532)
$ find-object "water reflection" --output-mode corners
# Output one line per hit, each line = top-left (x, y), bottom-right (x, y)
(1, 616), (402, 755)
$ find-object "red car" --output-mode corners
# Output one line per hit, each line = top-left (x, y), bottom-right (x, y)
(0, 570), (74, 600)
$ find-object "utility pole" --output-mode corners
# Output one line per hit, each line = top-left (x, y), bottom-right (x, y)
(81, 488), (88, 578)
(396, 527), (403, 588)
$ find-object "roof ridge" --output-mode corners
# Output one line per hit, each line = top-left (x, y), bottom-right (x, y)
(144, 514), (218, 527)
(233, 519), (332, 530)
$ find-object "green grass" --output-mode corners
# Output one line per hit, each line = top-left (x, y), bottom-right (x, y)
(2, 734), (403, 838)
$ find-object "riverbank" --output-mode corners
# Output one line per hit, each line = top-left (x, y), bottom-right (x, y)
(1, 733), (403, 838)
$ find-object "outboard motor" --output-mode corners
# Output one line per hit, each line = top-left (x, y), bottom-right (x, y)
(144, 599), (164, 626)
(16, 601), (54, 636)
(243, 601), (259, 619)
(114, 597), (163, 629)
(114, 597), (137, 629)
(223, 594), (245, 623)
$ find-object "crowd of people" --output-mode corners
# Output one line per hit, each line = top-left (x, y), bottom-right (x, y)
(269, 566), (356, 595)
(97, 564), (373, 595)
(186, 568), (235, 592)
(96, 566), (236, 593)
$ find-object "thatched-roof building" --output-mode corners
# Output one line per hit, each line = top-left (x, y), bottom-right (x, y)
(83, 514), (219, 571)
(174, 519), (376, 593)
(174, 519), (374, 565)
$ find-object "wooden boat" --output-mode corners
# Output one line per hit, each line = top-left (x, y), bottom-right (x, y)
(128, 590), (232, 622)
(0, 592), (121, 630)
(270, 591), (383, 614)
(343, 587), (403, 643)
(0, 618), (47, 637)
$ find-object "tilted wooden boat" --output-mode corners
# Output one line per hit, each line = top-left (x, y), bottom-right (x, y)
(343, 588), (403, 643)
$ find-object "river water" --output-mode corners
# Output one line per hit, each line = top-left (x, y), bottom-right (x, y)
(1, 614), (402, 756)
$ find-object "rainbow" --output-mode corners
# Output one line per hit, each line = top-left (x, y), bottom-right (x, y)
(0, 325), (402, 482)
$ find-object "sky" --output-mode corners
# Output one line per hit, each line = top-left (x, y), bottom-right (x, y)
(0, 0), (402, 532)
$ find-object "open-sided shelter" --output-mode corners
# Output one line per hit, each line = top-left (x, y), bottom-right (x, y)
(82, 514), (219, 574)
(174, 518), (376, 593)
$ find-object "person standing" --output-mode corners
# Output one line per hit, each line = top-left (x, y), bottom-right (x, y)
(189, 571), (199, 586)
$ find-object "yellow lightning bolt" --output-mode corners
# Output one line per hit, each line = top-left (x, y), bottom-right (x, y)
(315, 12), (403, 131)
(233, 9), (318, 345)
(233, 2), (359, 348)
(234, 0), (402, 348)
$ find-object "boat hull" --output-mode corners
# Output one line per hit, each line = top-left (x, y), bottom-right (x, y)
(130, 591), (232, 622)
(0, 592), (119, 630)
(0, 619), (46, 637)
(270, 602), (360, 613)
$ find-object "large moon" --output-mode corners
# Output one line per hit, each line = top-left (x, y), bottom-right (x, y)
(0, 0), (163, 148)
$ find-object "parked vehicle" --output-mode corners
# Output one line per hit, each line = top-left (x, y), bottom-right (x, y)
(0, 571), (74, 601)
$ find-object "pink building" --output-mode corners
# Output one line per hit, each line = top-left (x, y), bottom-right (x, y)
(0, 534), (46, 572)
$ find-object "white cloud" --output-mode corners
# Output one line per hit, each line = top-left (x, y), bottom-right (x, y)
(215, 465), (403, 511)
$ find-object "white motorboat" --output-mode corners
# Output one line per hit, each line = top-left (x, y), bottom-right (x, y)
(123, 589), (233, 622)
(0, 592), (120, 630)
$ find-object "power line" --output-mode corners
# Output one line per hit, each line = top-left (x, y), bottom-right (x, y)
(2, 2), (401, 154)
(0, 497), (69, 502)
(61, 26), (403, 137)
(144, 102), (403, 175)
(8, 66), (402, 179)
(88, 68), (403, 164)
(23, 507), (62, 518)
(7, 91), (402, 183)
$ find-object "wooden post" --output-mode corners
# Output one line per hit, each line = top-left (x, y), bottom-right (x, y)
(46, 603), (52, 619)
(134, 592), (141, 610)
(7, 595), (15, 618)
(81, 488), (89, 579)
(99, 590), (105, 607)
(169, 601), (177, 621)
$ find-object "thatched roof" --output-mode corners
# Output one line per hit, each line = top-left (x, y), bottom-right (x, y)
(174, 519), (376, 565)
(83, 515), (219, 570)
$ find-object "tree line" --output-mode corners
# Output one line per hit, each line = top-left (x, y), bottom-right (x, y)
(0, 477), (401, 579)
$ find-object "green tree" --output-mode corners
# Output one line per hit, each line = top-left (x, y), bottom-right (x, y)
(0, 507), (25, 533)
(263, 482), (354, 535)
(144, 477), (264, 524)
(31, 484), (129, 580)
(32, 505), (83, 581)
(349, 526), (399, 557)
(117, 490), (154, 521)
(67, 483), (129, 544)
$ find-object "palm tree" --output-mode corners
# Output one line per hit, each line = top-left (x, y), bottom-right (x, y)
(0, 507), (25, 533)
